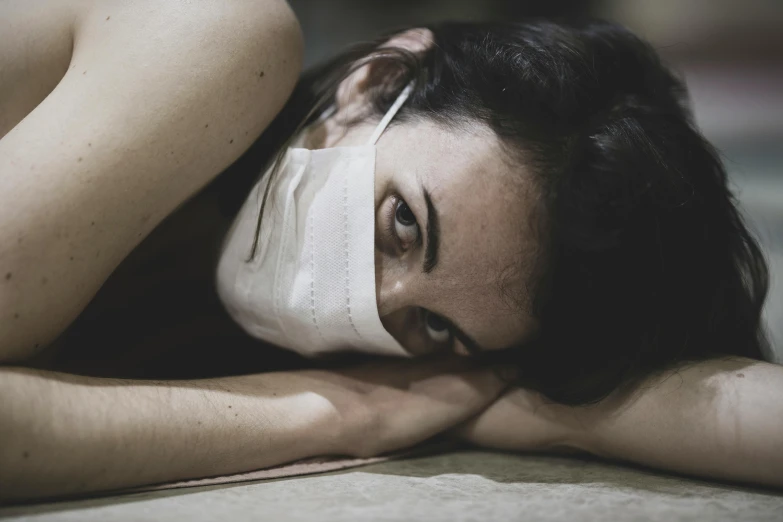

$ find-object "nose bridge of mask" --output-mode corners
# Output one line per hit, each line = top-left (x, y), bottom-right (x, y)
(282, 82), (415, 357)
(298, 147), (384, 350)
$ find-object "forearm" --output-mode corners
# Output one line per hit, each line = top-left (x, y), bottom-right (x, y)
(0, 367), (338, 502)
(574, 357), (783, 488)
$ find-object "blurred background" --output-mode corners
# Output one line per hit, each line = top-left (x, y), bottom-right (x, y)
(288, 0), (783, 361)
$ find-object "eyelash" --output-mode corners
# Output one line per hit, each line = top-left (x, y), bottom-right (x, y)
(421, 309), (454, 346)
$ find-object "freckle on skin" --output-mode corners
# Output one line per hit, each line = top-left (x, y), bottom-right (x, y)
(14, 313), (19, 319)
(23, 451), (29, 459)
(205, 124), (209, 128)
(88, 143), (92, 147)
(41, 277), (48, 285)
(259, 71), (265, 78)
(228, 405), (232, 409)
(737, 373), (745, 378)
(83, 71), (87, 75)
(4, 272), (10, 281)
(91, 221), (95, 226)
(229, 139), (234, 144)
(78, 157), (83, 162)
(106, 15), (110, 20)
(70, 256), (74, 261)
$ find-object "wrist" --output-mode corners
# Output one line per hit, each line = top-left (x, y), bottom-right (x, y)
(530, 394), (594, 454)
(555, 406), (599, 455)
(274, 389), (346, 457)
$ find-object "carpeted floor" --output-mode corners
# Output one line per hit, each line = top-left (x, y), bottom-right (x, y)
(2, 451), (782, 522)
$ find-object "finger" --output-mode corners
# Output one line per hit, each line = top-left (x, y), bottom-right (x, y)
(407, 367), (509, 410)
(447, 387), (569, 452)
(369, 368), (509, 454)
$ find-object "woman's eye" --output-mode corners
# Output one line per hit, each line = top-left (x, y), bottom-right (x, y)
(425, 311), (451, 344)
(394, 198), (420, 246)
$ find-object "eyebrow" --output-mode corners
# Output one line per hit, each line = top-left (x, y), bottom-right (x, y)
(422, 189), (440, 274)
(419, 190), (486, 355)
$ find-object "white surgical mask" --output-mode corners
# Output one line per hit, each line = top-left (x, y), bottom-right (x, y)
(216, 83), (414, 357)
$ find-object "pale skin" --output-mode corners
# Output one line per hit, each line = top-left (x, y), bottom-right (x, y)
(0, 0), (781, 503)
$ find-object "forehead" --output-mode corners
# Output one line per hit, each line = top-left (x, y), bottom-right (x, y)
(379, 119), (539, 349)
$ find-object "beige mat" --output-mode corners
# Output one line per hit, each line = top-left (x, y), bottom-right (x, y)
(4, 451), (782, 522)
(118, 441), (456, 496)
(126, 455), (390, 493)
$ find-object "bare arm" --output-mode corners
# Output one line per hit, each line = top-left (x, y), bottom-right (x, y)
(0, 368), (335, 502)
(576, 357), (783, 488)
(457, 357), (783, 489)
(0, 359), (506, 502)
(0, 0), (303, 361)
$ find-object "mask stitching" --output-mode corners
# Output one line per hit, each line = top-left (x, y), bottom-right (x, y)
(309, 210), (326, 342)
(343, 171), (364, 341)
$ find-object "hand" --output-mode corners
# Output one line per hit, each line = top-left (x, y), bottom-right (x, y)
(451, 386), (585, 454)
(296, 357), (509, 458)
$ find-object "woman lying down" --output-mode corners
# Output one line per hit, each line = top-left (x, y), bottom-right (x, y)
(1, 0), (781, 502)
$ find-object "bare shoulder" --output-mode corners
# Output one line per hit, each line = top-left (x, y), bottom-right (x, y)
(0, 0), (303, 138)
(0, 0), (302, 362)
(73, 0), (304, 87)
(71, 0), (304, 129)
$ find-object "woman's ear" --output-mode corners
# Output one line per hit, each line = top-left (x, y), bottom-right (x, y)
(334, 28), (434, 118)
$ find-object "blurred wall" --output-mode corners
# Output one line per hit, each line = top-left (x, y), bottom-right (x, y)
(288, 0), (592, 67)
(600, 0), (783, 359)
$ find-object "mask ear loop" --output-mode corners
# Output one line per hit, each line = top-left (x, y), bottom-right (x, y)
(247, 74), (415, 261)
(366, 80), (416, 146)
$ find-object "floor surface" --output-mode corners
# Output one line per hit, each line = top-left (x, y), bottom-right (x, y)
(3, 451), (782, 522)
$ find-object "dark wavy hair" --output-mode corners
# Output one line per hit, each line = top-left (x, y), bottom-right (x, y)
(215, 19), (769, 405)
